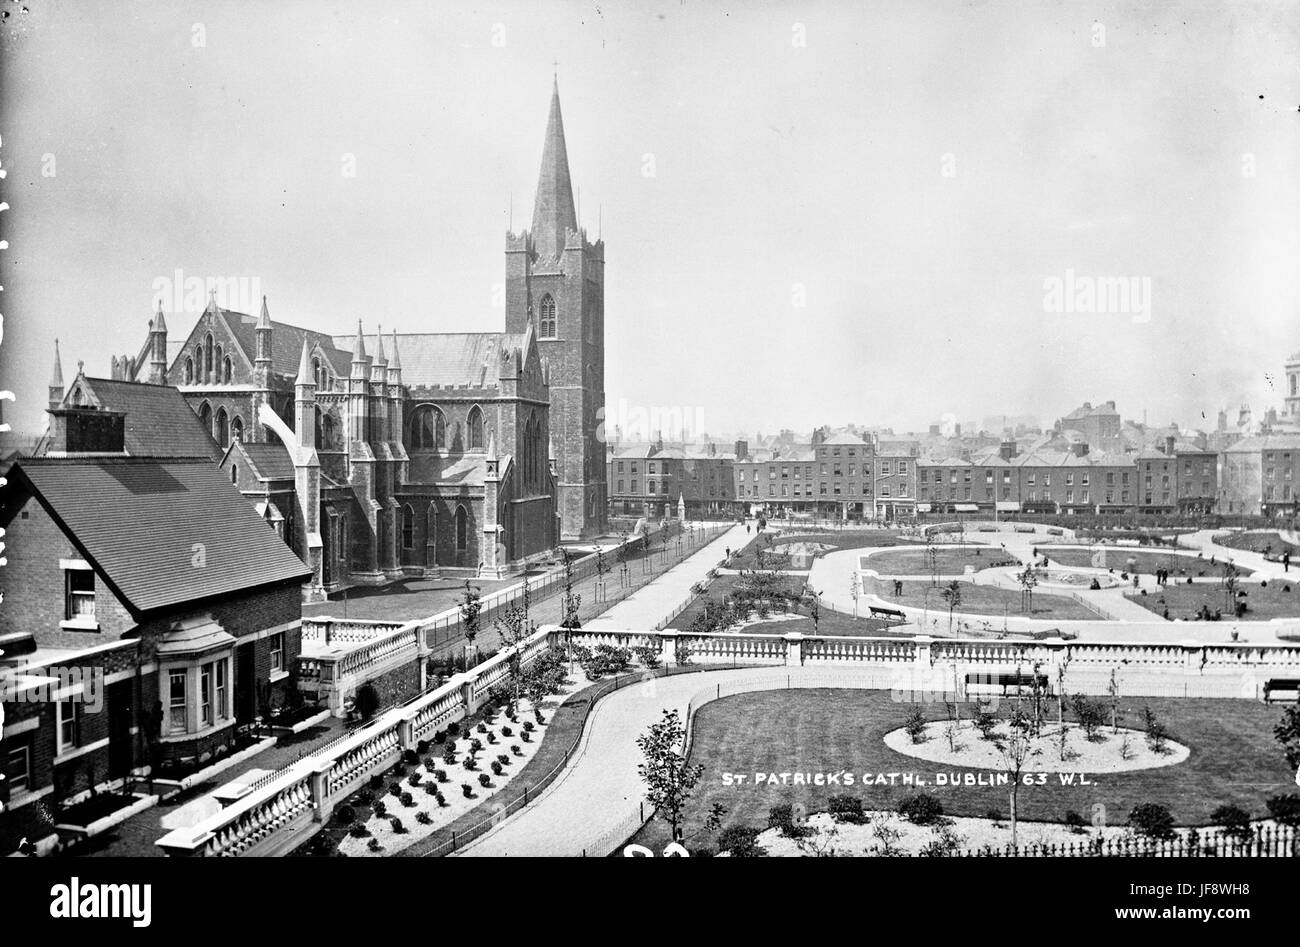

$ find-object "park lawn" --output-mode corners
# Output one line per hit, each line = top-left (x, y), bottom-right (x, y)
(1127, 581), (1300, 622)
(1041, 547), (1253, 578)
(862, 545), (1018, 575)
(872, 578), (1101, 621)
(671, 574), (902, 637)
(729, 530), (919, 571)
(629, 689), (1296, 853)
(1212, 531), (1300, 557)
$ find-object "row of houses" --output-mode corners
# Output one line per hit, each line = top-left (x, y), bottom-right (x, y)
(605, 430), (1295, 522)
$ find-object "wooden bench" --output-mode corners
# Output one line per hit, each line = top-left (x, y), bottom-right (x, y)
(868, 605), (907, 622)
(964, 671), (1050, 696)
(1263, 678), (1300, 703)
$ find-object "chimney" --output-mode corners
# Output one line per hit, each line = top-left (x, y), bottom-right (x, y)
(734, 439), (748, 461)
(1071, 441), (1089, 458)
(999, 439), (1017, 461)
(46, 406), (127, 455)
(1163, 434), (1176, 456)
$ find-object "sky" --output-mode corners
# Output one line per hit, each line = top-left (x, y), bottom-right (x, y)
(0, 0), (1297, 439)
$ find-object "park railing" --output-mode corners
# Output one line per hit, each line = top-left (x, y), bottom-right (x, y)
(955, 822), (1297, 857)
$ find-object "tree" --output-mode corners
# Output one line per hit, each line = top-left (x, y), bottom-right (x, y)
(994, 675), (1041, 850)
(807, 588), (822, 634)
(1128, 803), (1175, 840)
(493, 603), (536, 707)
(1107, 668), (1122, 735)
(559, 549), (582, 629)
(636, 709), (704, 843)
(1210, 805), (1254, 848)
(1223, 560), (1241, 615)
(926, 534), (940, 588)
(939, 580), (962, 632)
(458, 580), (483, 665)
(1071, 694), (1106, 742)
(594, 546), (609, 603)
(1016, 565), (1038, 614)
(616, 531), (631, 587)
(849, 571), (860, 619)
(1275, 705), (1300, 772)
(1142, 704), (1169, 754)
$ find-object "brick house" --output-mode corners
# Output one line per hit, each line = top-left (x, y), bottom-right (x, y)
(0, 406), (310, 822)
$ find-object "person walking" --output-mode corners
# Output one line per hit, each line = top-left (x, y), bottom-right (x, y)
(1284, 550), (1291, 572)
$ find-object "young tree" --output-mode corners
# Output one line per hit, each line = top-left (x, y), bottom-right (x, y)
(493, 603), (537, 707)
(1016, 565), (1038, 614)
(940, 580), (962, 633)
(594, 546), (609, 603)
(807, 588), (822, 634)
(616, 531), (631, 587)
(1107, 668), (1122, 735)
(459, 580), (483, 666)
(849, 571), (860, 619)
(559, 549), (582, 629)
(995, 671), (1041, 850)
(636, 709), (704, 843)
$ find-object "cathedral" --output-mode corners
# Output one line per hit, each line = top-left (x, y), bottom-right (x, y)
(59, 80), (607, 599)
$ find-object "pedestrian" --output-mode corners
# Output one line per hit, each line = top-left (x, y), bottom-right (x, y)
(1284, 550), (1291, 572)
(1132, 573), (1139, 589)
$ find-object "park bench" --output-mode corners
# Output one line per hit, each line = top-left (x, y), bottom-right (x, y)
(1046, 527), (1064, 536)
(868, 605), (907, 622)
(1014, 525), (1036, 533)
(964, 670), (1050, 696)
(1263, 678), (1300, 703)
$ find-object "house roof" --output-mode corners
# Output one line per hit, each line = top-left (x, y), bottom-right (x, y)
(6, 456), (311, 614)
(53, 377), (223, 461)
(234, 441), (296, 480)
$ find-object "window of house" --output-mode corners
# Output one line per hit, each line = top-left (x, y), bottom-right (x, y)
(169, 671), (187, 733)
(4, 743), (31, 795)
(65, 568), (95, 621)
(57, 699), (80, 753)
(216, 660), (228, 720)
(269, 633), (284, 673)
(200, 663), (214, 727)
(630, 480), (638, 493)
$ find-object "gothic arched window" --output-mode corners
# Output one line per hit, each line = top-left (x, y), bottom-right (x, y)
(401, 504), (415, 550)
(410, 405), (446, 450)
(231, 416), (244, 444)
(198, 401), (212, 429)
(185, 358), (194, 384)
(539, 294), (557, 339)
(223, 356), (233, 384)
(215, 407), (229, 446)
(204, 334), (214, 381)
(468, 406), (484, 451)
(455, 505), (468, 551)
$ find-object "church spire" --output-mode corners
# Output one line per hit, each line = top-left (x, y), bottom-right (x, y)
(530, 77), (578, 260)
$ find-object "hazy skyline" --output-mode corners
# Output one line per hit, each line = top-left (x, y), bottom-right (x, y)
(1, 0), (1297, 438)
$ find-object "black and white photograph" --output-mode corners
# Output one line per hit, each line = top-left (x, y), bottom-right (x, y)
(0, 0), (1296, 926)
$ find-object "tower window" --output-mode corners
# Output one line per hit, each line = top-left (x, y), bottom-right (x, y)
(402, 504), (415, 549)
(468, 406), (484, 450)
(539, 294), (557, 339)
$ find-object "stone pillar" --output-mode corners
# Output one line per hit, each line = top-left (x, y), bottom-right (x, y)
(397, 710), (416, 751)
(658, 630), (680, 666)
(309, 757), (333, 823)
(914, 635), (934, 669)
(783, 632), (805, 667)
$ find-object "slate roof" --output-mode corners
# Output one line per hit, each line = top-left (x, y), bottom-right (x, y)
(332, 332), (525, 390)
(55, 378), (222, 461)
(6, 457), (311, 614)
(220, 310), (353, 379)
(235, 441), (296, 480)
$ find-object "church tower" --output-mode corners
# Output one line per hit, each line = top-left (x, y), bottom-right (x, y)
(505, 78), (607, 539)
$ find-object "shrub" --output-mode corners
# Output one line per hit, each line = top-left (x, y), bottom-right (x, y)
(408, 772), (422, 786)
(511, 744), (523, 756)
(491, 761), (503, 776)
(435, 768), (448, 783)
(1210, 805), (1253, 844)
(463, 757), (477, 771)
(348, 823), (370, 838)
(442, 747), (457, 765)
(1128, 803), (1176, 839)
(904, 708), (929, 744)
(447, 721), (460, 737)
(367, 838), (382, 852)
(1064, 810), (1088, 834)
(767, 804), (812, 838)
(433, 729), (446, 744)
(897, 794), (945, 826)
(335, 804), (356, 825)
(1070, 695), (1106, 741)
(424, 783), (439, 797)
(402, 748), (419, 765)
(1142, 705), (1170, 754)
(389, 816), (407, 834)
(827, 794), (865, 824)
(522, 721), (535, 732)
(1266, 794), (1300, 826)
(496, 754), (510, 767)
(435, 792), (447, 807)
(487, 732), (498, 744)
(352, 790), (374, 806)
(368, 774), (384, 791)
(477, 722), (488, 734)
(478, 773), (492, 788)
(470, 738), (483, 754)
(373, 800), (387, 818)
(462, 784), (474, 798)
(971, 703), (999, 741)
(535, 710), (546, 726)
(521, 731), (532, 743)
(716, 825), (764, 857)
(400, 791), (415, 808)
(416, 739), (430, 754)
(501, 726), (513, 737)
(984, 808), (1003, 824)
(416, 811), (433, 826)
(388, 781), (403, 797)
